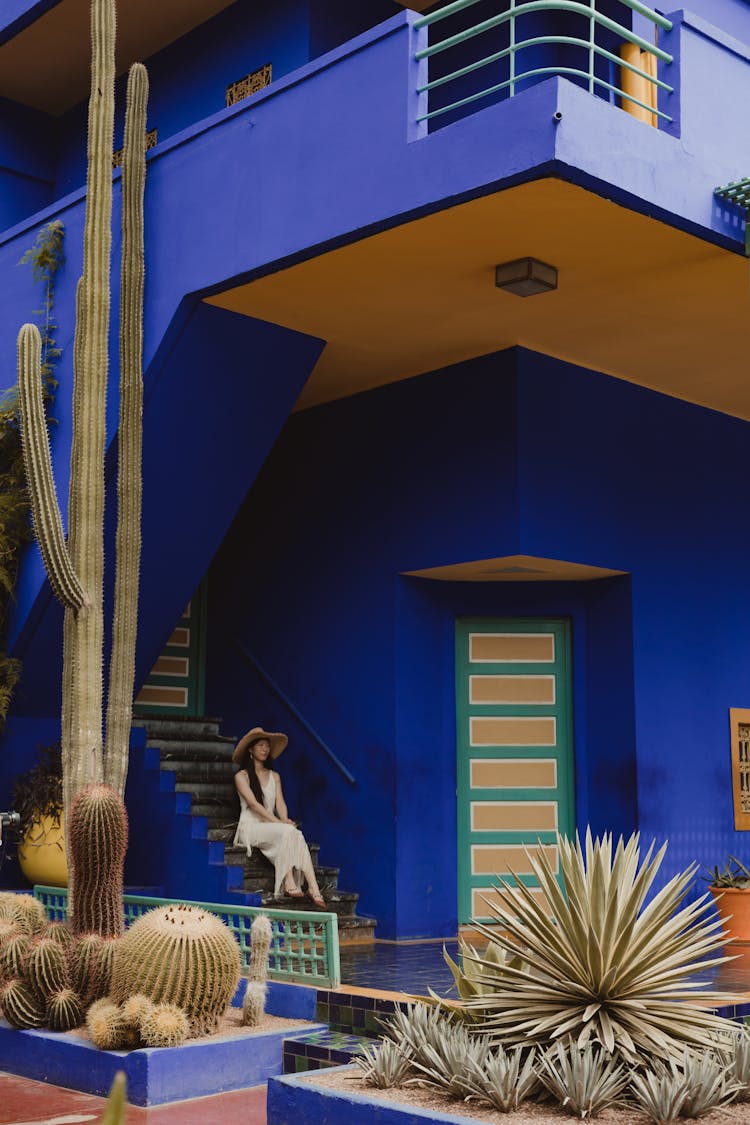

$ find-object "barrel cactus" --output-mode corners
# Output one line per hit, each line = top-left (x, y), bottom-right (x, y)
(86, 997), (130, 1051)
(110, 905), (241, 1035)
(140, 1003), (190, 1048)
(0, 978), (45, 1028)
(25, 937), (69, 999)
(47, 987), (83, 1032)
(0, 892), (46, 934)
(0, 933), (30, 978)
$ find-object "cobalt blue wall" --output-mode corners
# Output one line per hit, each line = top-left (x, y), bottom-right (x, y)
(54, 0), (400, 196)
(206, 346), (750, 938)
(10, 302), (325, 717)
(0, 97), (53, 228)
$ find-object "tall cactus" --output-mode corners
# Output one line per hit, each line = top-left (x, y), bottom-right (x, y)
(16, 0), (148, 926)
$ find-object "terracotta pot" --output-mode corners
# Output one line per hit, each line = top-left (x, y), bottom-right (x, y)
(709, 884), (750, 943)
(17, 812), (68, 888)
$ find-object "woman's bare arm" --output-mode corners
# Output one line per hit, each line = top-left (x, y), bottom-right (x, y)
(234, 770), (277, 823)
(273, 773), (295, 824)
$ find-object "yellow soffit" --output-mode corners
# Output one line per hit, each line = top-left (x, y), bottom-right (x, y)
(206, 177), (750, 417)
(404, 555), (626, 582)
(0, 0), (238, 113)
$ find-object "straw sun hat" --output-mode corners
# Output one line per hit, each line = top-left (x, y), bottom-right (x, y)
(232, 727), (288, 764)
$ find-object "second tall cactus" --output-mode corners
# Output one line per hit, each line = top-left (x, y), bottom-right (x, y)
(17, 0), (148, 932)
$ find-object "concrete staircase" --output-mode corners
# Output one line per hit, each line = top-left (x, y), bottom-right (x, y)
(137, 714), (376, 942)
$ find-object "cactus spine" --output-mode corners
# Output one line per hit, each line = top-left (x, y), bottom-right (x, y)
(16, 0), (149, 930)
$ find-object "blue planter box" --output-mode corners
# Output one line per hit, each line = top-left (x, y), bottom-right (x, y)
(0, 986), (324, 1107)
(268, 1067), (485, 1124)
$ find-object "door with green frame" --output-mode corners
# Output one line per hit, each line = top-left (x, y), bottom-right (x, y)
(134, 579), (208, 717)
(455, 617), (575, 924)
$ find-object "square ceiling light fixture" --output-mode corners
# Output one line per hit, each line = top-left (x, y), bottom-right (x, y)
(495, 257), (558, 297)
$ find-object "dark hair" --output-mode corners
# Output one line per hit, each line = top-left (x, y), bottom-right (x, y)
(240, 739), (273, 805)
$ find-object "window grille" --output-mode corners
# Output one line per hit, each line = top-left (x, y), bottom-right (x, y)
(226, 63), (272, 107)
(113, 128), (158, 169)
(730, 709), (750, 829)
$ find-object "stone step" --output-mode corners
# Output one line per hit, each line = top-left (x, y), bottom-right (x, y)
(175, 780), (237, 800)
(224, 842), (321, 866)
(136, 714), (225, 739)
(190, 801), (239, 820)
(260, 889), (361, 918)
(151, 740), (236, 761)
(233, 865), (340, 895)
(160, 759), (236, 778)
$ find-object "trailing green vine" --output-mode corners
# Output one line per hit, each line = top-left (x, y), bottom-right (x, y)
(0, 220), (65, 726)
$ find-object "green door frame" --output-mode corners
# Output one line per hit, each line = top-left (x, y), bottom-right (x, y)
(455, 616), (576, 924)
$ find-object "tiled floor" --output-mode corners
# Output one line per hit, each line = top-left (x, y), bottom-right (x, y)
(340, 939), (459, 996)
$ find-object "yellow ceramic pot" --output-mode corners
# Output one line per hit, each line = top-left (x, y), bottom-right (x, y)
(18, 812), (68, 888)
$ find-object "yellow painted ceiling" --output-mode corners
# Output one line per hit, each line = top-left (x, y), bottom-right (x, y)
(0, 0), (238, 113)
(206, 177), (750, 417)
(405, 555), (626, 582)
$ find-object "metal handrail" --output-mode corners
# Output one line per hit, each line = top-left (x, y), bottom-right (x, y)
(415, 0), (672, 32)
(414, 0), (672, 126)
(34, 884), (342, 989)
(233, 638), (356, 785)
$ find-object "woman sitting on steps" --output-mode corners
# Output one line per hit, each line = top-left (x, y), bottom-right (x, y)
(233, 726), (326, 907)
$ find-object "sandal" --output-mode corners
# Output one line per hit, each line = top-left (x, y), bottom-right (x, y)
(309, 892), (326, 908)
(285, 888), (304, 899)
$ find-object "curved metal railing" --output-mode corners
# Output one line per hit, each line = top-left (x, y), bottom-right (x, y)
(414, 0), (673, 127)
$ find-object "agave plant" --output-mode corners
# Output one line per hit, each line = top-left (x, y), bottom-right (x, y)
(723, 1023), (750, 1101)
(463, 1044), (539, 1111)
(455, 830), (737, 1063)
(538, 1040), (628, 1118)
(443, 937), (527, 1003)
(629, 1049), (740, 1123)
(355, 1038), (413, 1089)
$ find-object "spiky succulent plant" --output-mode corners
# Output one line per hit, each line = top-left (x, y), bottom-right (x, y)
(629, 1050), (740, 1123)
(356, 1038), (413, 1089)
(537, 1040), (628, 1118)
(455, 830), (737, 1064)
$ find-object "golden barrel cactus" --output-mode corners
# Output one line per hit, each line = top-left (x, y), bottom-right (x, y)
(110, 905), (241, 1036)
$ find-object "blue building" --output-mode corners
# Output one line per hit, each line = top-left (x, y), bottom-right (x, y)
(1, 0), (749, 940)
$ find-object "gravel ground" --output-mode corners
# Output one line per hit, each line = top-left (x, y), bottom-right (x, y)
(303, 1066), (750, 1124)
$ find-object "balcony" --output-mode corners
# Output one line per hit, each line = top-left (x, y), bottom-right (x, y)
(413, 0), (673, 133)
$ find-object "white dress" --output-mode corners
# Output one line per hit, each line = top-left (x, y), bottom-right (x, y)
(233, 770), (310, 897)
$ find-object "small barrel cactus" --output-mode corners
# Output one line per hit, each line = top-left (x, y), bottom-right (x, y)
(110, 905), (241, 1035)
(1, 933), (31, 978)
(1, 978), (46, 1028)
(86, 998), (129, 1051)
(26, 937), (69, 999)
(68, 785), (128, 937)
(121, 992), (154, 1030)
(69, 932), (108, 1005)
(140, 1002), (190, 1048)
(45, 921), (74, 949)
(47, 987), (83, 1031)
(0, 892), (47, 935)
